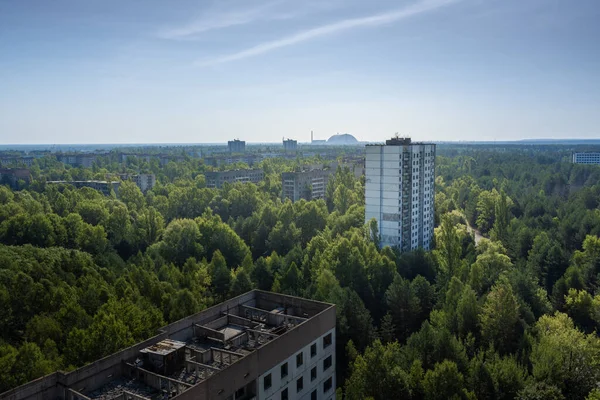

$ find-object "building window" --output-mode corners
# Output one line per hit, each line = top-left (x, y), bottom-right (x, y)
(296, 352), (304, 367)
(281, 388), (288, 400)
(311, 366), (317, 381)
(311, 389), (317, 400)
(323, 355), (332, 371)
(311, 343), (317, 358)
(323, 377), (333, 393)
(297, 376), (304, 392)
(281, 362), (288, 378)
(264, 374), (272, 390)
(323, 333), (332, 349)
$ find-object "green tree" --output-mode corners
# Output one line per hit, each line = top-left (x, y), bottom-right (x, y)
(423, 360), (472, 400)
(385, 274), (421, 342)
(210, 250), (231, 301)
(158, 218), (202, 265)
(230, 269), (253, 296)
(252, 257), (274, 291)
(530, 312), (600, 399)
(434, 214), (463, 289)
(480, 278), (522, 355)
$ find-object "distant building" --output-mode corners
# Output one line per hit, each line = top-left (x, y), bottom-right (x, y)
(0, 156), (34, 167)
(204, 154), (260, 167)
(283, 139), (298, 153)
(47, 180), (120, 196)
(282, 169), (333, 202)
(57, 154), (99, 168)
(228, 139), (246, 153)
(573, 152), (600, 165)
(0, 290), (336, 400)
(0, 168), (31, 189)
(160, 155), (186, 166)
(205, 169), (264, 188)
(365, 137), (435, 251)
(120, 153), (155, 164)
(119, 173), (156, 192)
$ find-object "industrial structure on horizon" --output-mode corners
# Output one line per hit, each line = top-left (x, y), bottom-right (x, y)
(0, 290), (336, 400)
(365, 137), (436, 251)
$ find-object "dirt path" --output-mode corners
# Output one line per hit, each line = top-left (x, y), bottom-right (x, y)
(466, 221), (484, 245)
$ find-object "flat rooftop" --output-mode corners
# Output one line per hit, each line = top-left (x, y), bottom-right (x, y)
(1, 291), (333, 400)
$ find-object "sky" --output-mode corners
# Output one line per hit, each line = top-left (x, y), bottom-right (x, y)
(0, 0), (599, 144)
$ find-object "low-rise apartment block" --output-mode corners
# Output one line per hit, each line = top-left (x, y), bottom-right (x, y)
(573, 152), (600, 165)
(0, 168), (31, 189)
(0, 156), (34, 167)
(205, 169), (264, 188)
(47, 180), (120, 196)
(204, 155), (260, 168)
(282, 170), (333, 202)
(0, 290), (336, 400)
(57, 154), (100, 168)
(119, 173), (157, 193)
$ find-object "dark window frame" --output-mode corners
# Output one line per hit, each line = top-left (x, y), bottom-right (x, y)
(323, 333), (332, 349)
(324, 377), (333, 393)
(296, 352), (304, 367)
(297, 376), (304, 393)
(323, 355), (332, 371)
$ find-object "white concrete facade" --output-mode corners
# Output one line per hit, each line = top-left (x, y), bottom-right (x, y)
(258, 328), (336, 400)
(365, 140), (435, 251)
(573, 152), (600, 165)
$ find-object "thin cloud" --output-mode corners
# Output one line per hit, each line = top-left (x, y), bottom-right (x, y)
(196, 0), (460, 66)
(159, 0), (323, 39)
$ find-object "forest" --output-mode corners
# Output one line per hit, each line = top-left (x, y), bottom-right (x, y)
(1, 145), (600, 399)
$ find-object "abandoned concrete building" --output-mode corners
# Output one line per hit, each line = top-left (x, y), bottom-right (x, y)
(0, 291), (336, 400)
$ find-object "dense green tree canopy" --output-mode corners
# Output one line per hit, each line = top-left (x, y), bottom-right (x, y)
(1, 145), (600, 398)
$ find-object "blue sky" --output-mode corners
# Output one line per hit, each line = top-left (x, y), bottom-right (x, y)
(0, 0), (599, 144)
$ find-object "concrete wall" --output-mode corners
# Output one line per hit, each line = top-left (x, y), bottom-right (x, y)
(0, 373), (59, 400)
(61, 333), (170, 396)
(1, 290), (333, 400)
(173, 303), (335, 400)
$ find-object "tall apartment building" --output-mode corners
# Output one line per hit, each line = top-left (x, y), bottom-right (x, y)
(573, 152), (600, 165)
(228, 140), (246, 154)
(282, 170), (332, 202)
(205, 169), (265, 188)
(365, 137), (436, 251)
(283, 139), (298, 153)
(0, 290), (336, 400)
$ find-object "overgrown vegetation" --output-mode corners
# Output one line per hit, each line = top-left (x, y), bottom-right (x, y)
(2, 146), (600, 399)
